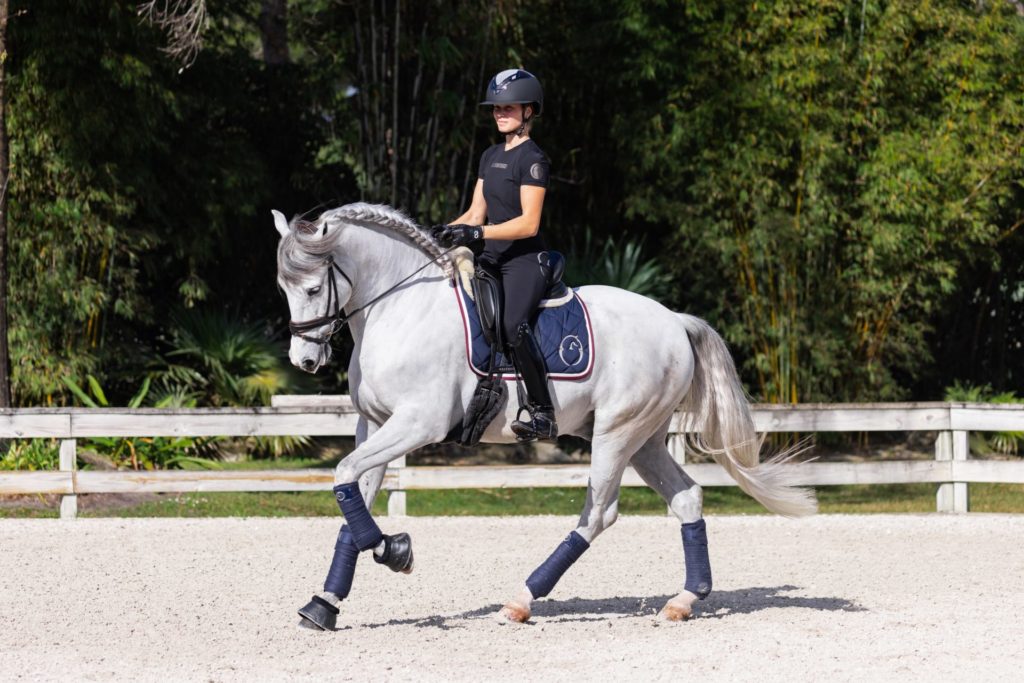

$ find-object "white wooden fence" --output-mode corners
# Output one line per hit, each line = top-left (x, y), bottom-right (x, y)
(1, 399), (1022, 519)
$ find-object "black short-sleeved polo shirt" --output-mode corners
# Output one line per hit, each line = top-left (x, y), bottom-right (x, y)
(477, 139), (550, 262)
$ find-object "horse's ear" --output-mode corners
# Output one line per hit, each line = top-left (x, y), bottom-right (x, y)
(272, 210), (290, 238)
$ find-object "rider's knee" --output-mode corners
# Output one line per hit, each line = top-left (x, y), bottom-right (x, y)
(334, 458), (360, 487)
(505, 319), (528, 347)
(669, 484), (703, 524)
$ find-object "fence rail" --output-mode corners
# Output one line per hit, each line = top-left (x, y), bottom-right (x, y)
(1, 400), (1022, 518)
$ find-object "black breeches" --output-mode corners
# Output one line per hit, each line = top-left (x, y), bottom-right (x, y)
(492, 252), (550, 345)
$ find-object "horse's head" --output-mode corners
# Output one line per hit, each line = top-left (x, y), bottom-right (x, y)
(273, 209), (354, 373)
(273, 202), (457, 374)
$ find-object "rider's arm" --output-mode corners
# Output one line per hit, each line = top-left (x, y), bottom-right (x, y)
(451, 179), (487, 226)
(481, 185), (546, 240)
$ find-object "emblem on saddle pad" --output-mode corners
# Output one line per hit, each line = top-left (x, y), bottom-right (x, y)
(558, 335), (584, 367)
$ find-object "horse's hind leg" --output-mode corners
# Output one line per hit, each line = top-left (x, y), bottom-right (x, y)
(630, 433), (710, 621)
(498, 428), (645, 623)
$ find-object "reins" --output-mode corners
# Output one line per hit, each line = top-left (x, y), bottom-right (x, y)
(288, 246), (457, 346)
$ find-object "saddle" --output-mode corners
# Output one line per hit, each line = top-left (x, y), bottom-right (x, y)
(470, 251), (569, 349)
(455, 251), (569, 446)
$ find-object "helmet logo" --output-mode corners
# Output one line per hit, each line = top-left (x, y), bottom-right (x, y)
(530, 163), (544, 181)
(492, 68), (524, 93)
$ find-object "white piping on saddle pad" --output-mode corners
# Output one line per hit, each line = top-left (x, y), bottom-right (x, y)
(451, 248), (575, 307)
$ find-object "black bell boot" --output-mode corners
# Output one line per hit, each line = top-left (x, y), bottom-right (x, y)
(373, 532), (414, 574)
(508, 323), (558, 442)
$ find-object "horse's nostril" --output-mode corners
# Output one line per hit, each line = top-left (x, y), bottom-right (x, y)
(301, 358), (316, 371)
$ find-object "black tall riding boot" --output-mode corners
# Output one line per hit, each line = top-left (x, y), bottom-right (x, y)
(508, 322), (558, 441)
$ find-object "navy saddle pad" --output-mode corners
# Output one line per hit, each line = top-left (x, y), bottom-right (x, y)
(453, 285), (594, 380)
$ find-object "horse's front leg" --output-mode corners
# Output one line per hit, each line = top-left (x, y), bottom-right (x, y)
(298, 414), (441, 631)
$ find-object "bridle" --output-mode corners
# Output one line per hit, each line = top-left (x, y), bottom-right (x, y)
(288, 248), (455, 347)
(287, 255), (353, 346)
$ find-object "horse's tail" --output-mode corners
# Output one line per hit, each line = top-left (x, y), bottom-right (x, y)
(677, 314), (818, 517)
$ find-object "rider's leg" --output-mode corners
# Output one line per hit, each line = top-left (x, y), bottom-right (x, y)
(500, 252), (556, 440)
(630, 431), (711, 621)
(508, 323), (558, 439)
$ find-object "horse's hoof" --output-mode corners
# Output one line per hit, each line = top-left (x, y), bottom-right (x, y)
(297, 595), (338, 631)
(657, 599), (693, 622)
(374, 532), (414, 574)
(497, 601), (531, 623)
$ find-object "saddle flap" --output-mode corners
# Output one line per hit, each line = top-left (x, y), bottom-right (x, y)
(471, 266), (504, 348)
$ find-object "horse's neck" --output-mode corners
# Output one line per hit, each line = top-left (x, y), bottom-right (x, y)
(339, 224), (448, 331)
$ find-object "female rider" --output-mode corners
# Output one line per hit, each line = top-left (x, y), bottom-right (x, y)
(439, 69), (556, 441)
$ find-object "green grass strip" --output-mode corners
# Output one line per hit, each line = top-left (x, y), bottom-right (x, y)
(3, 483), (1022, 518)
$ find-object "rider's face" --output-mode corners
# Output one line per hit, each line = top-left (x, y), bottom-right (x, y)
(493, 103), (530, 135)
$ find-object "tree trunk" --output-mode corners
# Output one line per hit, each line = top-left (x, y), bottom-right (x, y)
(258, 0), (290, 65)
(0, 0), (12, 407)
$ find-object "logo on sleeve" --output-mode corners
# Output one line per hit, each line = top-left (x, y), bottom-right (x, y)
(530, 163), (545, 181)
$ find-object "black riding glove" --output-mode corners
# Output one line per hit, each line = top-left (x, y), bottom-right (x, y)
(438, 224), (484, 248)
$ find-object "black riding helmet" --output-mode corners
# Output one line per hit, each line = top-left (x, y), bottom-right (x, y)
(480, 69), (544, 117)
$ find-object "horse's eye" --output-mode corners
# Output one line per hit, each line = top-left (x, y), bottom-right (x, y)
(306, 286), (322, 296)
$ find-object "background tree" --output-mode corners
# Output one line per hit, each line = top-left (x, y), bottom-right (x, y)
(0, 0), (1020, 408)
(616, 0), (1024, 401)
(0, 0), (12, 406)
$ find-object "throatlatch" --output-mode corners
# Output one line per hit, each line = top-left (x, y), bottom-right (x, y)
(525, 531), (590, 599)
(681, 519), (712, 599)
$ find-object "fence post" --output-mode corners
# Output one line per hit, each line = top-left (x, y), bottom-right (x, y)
(59, 439), (77, 520)
(387, 454), (407, 516)
(936, 431), (969, 513)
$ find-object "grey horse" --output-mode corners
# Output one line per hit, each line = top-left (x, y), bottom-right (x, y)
(273, 202), (816, 629)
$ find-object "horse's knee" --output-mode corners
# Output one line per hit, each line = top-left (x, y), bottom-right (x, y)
(669, 484), (703, 524)
(334, 456), (361, 486)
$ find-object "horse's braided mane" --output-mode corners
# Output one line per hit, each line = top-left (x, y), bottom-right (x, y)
(277, 202), (454, 284)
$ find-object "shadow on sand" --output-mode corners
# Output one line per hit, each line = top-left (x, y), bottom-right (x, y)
(349, 585), (864, 630)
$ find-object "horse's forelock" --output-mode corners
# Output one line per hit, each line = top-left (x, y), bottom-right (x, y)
(276, 231), (327, 286)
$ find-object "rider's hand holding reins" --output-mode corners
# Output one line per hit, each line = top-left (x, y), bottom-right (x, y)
(438, 224), (484, 248)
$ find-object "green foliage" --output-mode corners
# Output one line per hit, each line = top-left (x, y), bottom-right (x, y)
(617, 0), (1024, 402)
(0, 439), (60, 471)
(5, 0), (1022, 412)
(62, 372), (217, 469)
(7, 0), (320, 406)
(564, 229), (671, 300)
(156, 309), (312, 458)
(944, 381), (1023, 455)
(159, 308), (308, 407)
